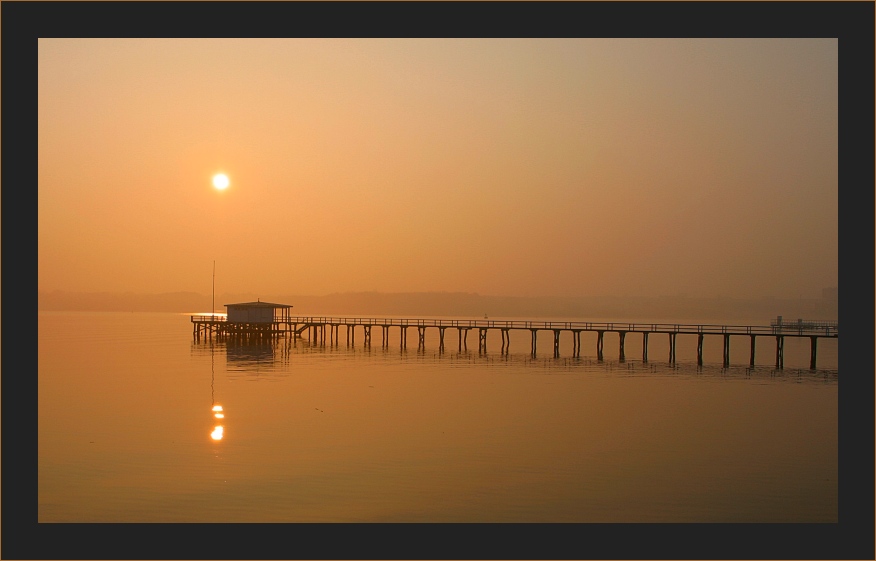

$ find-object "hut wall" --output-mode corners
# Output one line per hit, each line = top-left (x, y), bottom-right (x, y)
(228, 306), (274, 324)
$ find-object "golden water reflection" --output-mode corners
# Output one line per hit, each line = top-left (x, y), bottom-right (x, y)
(211, 405), (224, 440)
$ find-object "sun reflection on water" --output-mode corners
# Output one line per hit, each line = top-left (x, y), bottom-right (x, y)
(211, 405), (225, 440)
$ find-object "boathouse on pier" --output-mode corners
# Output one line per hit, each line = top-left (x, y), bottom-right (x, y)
(192, 300), (293, 342)
(226, 300), (293, 324)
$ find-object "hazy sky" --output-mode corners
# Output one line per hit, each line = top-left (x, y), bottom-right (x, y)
(38, 38), (837, 299)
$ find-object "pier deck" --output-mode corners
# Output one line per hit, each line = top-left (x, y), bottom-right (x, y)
(191, 315), (837, 369)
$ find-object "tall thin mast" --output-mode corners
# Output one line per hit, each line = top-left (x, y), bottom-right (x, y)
(212, 260), (215, 315)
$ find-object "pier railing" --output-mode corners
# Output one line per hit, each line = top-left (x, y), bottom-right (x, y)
(279, 316), (838, 337)
(191, 315), (227, 322)
(769, 318), (838, 330)
(190, 314), (837, 337)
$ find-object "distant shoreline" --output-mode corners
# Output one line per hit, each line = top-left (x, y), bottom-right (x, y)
(38, 290), (837, 323)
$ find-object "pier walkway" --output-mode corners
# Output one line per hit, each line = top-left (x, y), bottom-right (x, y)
(191, 315), (837, 369)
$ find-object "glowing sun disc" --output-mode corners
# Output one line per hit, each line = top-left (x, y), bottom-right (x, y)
(212, 174), (230, 190)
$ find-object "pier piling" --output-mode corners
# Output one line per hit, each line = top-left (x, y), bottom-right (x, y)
(749, 335), (756, 366)
(478, 328), (488, 353)
(776, 335), (784, 369)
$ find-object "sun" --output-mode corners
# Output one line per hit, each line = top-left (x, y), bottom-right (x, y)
(212, 173), (230, 190)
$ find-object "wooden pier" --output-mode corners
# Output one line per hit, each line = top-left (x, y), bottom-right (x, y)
(191, 314), (838, 369)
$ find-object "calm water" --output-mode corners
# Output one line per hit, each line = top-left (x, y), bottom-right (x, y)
(38, 311), (838, 522)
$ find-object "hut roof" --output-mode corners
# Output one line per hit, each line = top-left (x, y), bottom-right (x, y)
(225, 301), (293, 309)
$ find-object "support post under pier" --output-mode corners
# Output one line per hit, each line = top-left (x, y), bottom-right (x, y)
(749, 335), (756, 366)
(775, 335), (784, 369)
(478, 328), (488, 353)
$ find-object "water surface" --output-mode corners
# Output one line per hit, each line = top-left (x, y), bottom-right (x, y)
(38, 311), (837, 522)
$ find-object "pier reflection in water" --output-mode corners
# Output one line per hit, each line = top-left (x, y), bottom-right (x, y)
(38, 312), (837, 523)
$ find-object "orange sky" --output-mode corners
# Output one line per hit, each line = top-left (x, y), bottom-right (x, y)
(38, 38), (837, 299)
